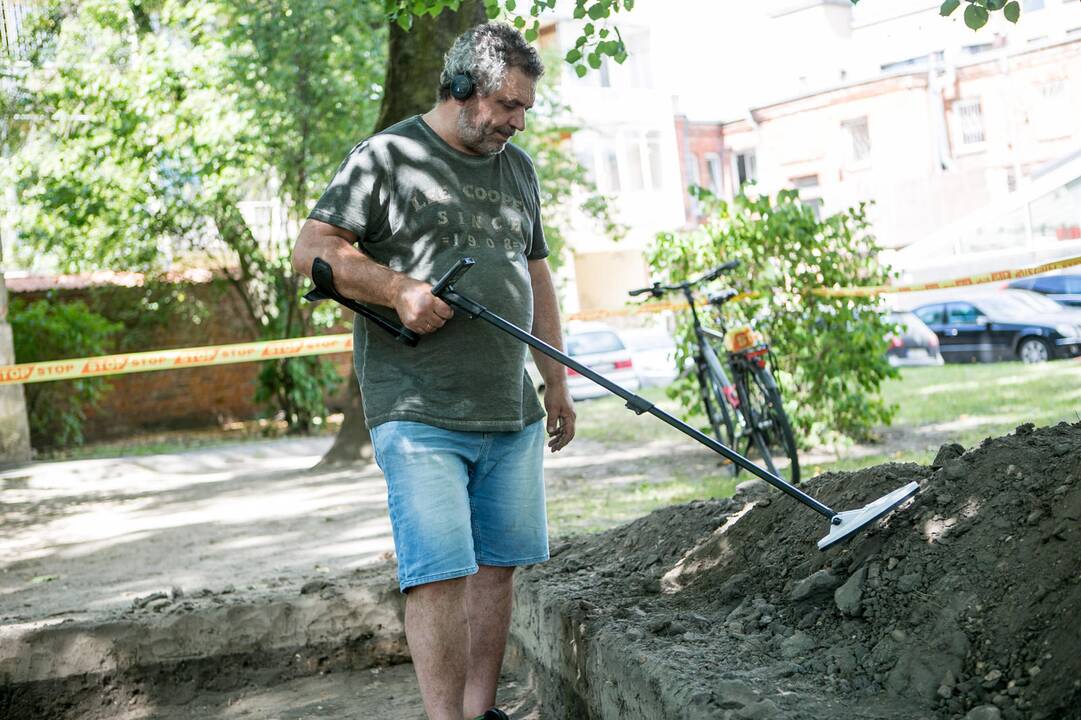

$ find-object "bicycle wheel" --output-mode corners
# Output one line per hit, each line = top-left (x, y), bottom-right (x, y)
(697, 362), (736, 452)
(735, 364), (801, 485)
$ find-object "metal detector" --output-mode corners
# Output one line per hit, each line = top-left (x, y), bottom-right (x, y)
(307, 256), (919, 550)
(304, 257), (420, 347)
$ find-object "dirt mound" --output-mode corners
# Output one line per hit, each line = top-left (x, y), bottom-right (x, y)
(528, 421), (1081, 719)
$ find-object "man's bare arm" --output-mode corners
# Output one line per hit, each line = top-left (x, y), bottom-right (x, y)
(528, 258), (576, 452)
(291, 218), (453, 335)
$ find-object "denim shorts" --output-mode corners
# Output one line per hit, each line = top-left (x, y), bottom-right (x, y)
(369, 420), (549, 592)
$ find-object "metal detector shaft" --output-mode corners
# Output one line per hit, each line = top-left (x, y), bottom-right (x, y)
(431, 260), (838, 521)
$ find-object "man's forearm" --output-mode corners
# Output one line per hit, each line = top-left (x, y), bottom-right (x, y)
(292, 219), (454, 335)
(291, 219), (404, 308)
(527, 259), (568, 390)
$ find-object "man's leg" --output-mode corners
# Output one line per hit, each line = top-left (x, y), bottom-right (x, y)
(406, 576), (470, 720)
(463, 565), (516, 717)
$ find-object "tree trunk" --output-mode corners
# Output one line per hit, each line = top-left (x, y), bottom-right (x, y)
(319, 2), (486, 467)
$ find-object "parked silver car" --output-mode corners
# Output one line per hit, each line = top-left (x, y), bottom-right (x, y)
(525, 322), (641, 400)
(619, 326), (680, 387)
(886, 310), (944, 367)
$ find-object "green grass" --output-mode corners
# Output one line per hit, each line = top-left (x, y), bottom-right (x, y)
(572, 386), (683, 443)
(807, 359), (1081, 475)
(883, 360), (1081, 430)
(548, 470), (740, 537)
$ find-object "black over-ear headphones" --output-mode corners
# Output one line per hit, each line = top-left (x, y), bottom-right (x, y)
(449, 72), (475, 101)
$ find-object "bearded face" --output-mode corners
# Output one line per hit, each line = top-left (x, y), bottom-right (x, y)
(456, 100), (517, 156)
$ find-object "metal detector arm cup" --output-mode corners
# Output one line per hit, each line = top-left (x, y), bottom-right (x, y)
(303, 257), (419, 347)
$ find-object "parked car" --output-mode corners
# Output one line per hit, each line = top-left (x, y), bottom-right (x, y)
(524, 322), (641, 400)
(886, 310), (944, 367)
(562, 322), (641, 400)
(619, 326), (680, 387)
(912, 290), (1081, 364)
(1007, 274), (1081, 308)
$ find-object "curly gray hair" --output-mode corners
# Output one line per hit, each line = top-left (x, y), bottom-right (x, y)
(438, 22), (544, 102)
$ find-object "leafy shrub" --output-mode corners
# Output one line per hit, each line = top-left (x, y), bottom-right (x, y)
(9, 296), (121, 449)
(648, 189), (898, 446)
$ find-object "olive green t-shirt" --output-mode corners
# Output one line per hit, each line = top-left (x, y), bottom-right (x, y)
(308, 116), (548, 432)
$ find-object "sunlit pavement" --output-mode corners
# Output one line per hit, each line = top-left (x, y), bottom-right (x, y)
(0, 436), (395, 622)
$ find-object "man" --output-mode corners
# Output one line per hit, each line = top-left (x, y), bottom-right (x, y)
(291, 22), (575, 720)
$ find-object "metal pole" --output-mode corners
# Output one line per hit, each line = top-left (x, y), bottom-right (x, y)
(443, 289), (838, 521)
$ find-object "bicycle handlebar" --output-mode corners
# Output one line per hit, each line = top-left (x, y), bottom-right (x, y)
(627, 259), (741, 298)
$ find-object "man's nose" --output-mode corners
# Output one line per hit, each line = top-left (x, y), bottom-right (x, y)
(510, 108), (526, 132)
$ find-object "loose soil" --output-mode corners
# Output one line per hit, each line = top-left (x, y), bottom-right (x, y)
(523, 420), (1081, 719)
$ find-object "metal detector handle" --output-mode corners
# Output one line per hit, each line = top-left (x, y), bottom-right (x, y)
(431, 257), (477, 297)
(304, 257), (419, 347)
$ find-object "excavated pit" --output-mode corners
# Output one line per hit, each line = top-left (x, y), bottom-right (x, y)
(510, 420), (1081, 719)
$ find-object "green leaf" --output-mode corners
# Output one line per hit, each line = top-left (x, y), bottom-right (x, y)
(514, 15), (526, 28)
(583, 22), (594, 35)
(525, 28), (538, 41)
(565, 48), (582, 63)
(587, 51), (602, 69)
(986, 0), (1006, 10)
(574, 63), (588, 78)
(486, 1), (501, 18)
(396, 12), (413, 30)
(572, 3), (586, 19)
(939, 0), (960, 16)
(623, 0), (634, 8)
(599, 28), (609, 38)
(964, 3), (989, 29)
(588, 3), (606, 20)
(505, 0), (516, 10)
(1004, 0), (1020, 22)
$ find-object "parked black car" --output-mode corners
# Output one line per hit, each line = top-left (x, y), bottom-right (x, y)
(1007, 274), (1081, 307)
(886, 310), (944, 367)
(912, 290), (1081, 364)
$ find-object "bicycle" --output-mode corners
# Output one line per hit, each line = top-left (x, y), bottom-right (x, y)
(628, 260), (801, 484)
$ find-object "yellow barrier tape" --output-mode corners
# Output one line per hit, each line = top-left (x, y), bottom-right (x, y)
(0, 334), (353, 387)
(566, 293), (757, 322)
(812, 254), (1081, 297)
(6, 254), (1078, 385)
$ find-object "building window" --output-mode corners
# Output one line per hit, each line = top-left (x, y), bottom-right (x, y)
(733, 150), (757, 189)
(646, 131), (664, 190)
(576, 130), (668, 195)
(572, 25), (652, 90)
(955, 98), (986, 146)
(597, 140), (621, 194)
(791, 174), (822, 219)
(841, 117), (871, 164)
(623, 135), (645, 192)
(686, 154), (702, 218)
(705, 153), (723, 195)
(1035, 79), (1070, 139)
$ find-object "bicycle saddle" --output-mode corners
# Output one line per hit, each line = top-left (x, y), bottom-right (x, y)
(708, 289), (739, 306)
